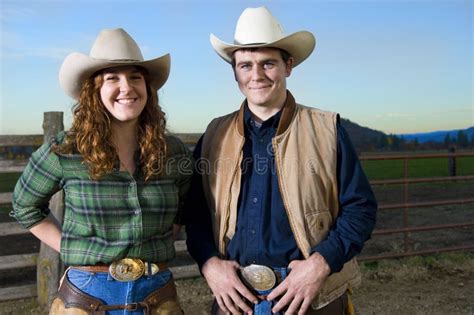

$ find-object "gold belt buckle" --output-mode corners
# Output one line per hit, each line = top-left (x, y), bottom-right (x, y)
(240, 264), (276, 291)
(109, 258), (160, 282)
(109, 258), (145, 282)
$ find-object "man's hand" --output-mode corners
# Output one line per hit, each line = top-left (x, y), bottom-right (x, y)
(266, 253), (331, 314)
(201, 257), (258, 314)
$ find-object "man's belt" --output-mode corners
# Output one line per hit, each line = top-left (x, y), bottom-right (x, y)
(71, 258), (168, 282)
(240, 264), (285, 291)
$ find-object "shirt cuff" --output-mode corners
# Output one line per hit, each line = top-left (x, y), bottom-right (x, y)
(311, 241), (345, 273)
(186, 240), (220, 270)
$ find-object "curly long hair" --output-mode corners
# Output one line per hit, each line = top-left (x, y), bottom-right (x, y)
(55, 67), (167, 181)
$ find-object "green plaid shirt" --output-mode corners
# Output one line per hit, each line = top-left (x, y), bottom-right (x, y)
(11, 133), (193, 265)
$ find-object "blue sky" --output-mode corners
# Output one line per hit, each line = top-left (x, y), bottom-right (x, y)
(1, 0), (472, 135)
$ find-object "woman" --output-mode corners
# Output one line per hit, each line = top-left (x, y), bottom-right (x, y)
(11, 28), (192, 314)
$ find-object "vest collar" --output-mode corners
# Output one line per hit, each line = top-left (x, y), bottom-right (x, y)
(236, 90), (297, 137)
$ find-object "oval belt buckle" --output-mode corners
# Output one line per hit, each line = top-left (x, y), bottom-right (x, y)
(241, 264), (276, 291)
(109, 258), (145, 282)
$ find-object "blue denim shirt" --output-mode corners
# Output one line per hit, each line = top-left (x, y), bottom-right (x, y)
(185, 106), (377, 273)
(226, 108), (299, 267)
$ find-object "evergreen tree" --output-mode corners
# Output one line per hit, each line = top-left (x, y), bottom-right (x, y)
(413, 138), (419, 149)
(457, 130), (469, 148)
(444, 133), (452, 147)
(391, 134), (401, 150)
(377, 134), (388, 150)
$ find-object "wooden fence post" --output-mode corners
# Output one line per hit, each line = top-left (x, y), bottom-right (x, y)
(37, 112), (65, 307)
(448, 146), (456, 177)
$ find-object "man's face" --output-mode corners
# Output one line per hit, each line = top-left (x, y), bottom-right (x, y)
(233, 48), (293, 109)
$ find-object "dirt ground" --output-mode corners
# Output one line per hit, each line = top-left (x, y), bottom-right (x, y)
(177, 253), (474, 315)
(0, 181), (472, 314)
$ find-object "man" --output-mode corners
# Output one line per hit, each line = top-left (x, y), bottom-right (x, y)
(184, 6), (377, 315)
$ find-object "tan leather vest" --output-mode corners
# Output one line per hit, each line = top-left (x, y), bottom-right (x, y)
(201, 92), (361, 309)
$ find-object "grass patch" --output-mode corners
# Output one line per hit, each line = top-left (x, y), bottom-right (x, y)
(362, 156), (474, 180)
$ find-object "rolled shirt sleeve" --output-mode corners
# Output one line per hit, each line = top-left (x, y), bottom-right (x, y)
(11, 140), (63, 229)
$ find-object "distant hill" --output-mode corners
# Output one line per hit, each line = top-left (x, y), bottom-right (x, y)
(398, 127), (474, 143)
(340, 118), (386, 151)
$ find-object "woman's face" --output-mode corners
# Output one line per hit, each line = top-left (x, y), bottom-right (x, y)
(100, 66), (147, 125)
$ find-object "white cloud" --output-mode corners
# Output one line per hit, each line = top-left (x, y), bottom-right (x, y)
(3, 46), (74, 60)
(0, 6), (35, 23)
(1, 28), (94, 61)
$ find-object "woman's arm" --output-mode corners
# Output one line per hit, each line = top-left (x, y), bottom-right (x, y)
(11, 140), (64, 250)
(29, 216), (62, 252)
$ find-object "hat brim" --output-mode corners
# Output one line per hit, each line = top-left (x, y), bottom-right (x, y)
(210, 31), (315, 67)
(59, 52), (170, 99)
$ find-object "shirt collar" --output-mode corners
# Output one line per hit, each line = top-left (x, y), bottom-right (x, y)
(244, 104), (283, 131)
(236, 91), (297, 137)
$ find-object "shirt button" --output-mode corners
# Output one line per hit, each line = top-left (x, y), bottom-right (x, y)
(252, 197), (258, 203)
(134, 209), (140, 215)
(250, 230), (256, 234)
(259, 138), (264, 143)
(129, 182), (135, 187)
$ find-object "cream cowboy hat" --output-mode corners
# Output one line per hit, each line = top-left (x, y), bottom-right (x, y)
(210, 6), (315, 67)
(59, 28), (170, 99)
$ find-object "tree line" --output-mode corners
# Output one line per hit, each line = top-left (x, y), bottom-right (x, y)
(376, 130), (474, 151)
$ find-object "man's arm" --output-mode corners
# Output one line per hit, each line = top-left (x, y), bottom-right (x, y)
(310, 122), (377, 272)
(183, 136), (257, 314)
(183, 136), (220, 267)
(268, 122), (377, 314)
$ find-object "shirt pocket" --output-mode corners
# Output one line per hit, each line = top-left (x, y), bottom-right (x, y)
(305, 210), (333, 246)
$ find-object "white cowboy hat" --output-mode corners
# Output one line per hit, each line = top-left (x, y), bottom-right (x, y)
(210, 6), (315, 67)
(59, 28), (170, 99)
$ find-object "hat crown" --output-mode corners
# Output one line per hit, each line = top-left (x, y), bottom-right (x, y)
(234, 7), (285, 45)
(89, 28), (144, 61)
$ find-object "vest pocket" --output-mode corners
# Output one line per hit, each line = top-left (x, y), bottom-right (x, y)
(305, 210), (333, 246)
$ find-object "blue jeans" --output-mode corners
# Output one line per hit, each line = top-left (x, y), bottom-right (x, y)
(253, 267), (290, 315)
(211, 267), (291, 315)
(253, 267), (348, 315)
(67, 268), (172, 315)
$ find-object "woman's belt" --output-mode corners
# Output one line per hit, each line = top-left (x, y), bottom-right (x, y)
(51, 273), (181, 315)
(71, 258), (169, 282)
